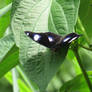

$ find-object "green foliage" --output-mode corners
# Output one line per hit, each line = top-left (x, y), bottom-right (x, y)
(0, 0), (92, 92)
(79, 0), (92, 44)
(5, 72), (32, 92)
(60, 74), (91, 92)
(0, 34), (19, 78)
(0, 0), (11, 9)
(11, 0), (80, 91)
(0, 77), (12, 92)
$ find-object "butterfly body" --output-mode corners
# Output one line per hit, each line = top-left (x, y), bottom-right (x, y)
(25, 31), (80, 51)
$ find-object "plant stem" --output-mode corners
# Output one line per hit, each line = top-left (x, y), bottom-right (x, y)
(74, 49), (92, 92)
(12, 68), (20, 92)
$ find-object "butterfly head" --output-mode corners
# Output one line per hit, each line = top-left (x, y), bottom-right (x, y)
(63, 33), (81, 44)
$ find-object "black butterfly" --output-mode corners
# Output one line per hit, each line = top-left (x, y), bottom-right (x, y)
(25, 31), (80, 51)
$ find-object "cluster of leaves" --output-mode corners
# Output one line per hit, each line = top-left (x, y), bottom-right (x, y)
(0, 0), (92, 92)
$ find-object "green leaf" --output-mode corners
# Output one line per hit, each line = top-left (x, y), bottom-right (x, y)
(0, 2), (12, 38)
(0, 0), (11, 9)
(0, 3), (12, 38)
(5, 72), (32, 92)
(0, 11), (11, 38)
(47, 57), (77, 91)
(11, 0), (80, 91)
(49, 0), (80, 35)
(60, 74), (90, 92)
(47, 50), (82, 91)
(79, 48), (92, 71)
(0, 34), (19, 78)
(0, 34), (14, 61)
(16, 66), (39, 92)
(0, 77), (12, 92)
(79, 0), (92, 44)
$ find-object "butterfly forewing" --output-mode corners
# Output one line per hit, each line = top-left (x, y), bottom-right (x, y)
(25, 31), (81, 51)
(25, 31), (62, 48)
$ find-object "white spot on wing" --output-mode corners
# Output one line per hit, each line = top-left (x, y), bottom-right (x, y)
(26, 32), (30, 36)
(33, 34), (41, 41)
(68, 37), (77, 43)
(48, 36), (54, 42)
(63, 37), (70, 42)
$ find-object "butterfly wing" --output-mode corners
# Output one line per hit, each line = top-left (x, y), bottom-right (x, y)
(25, 31), (62, 48)
(25, 31), (81, 51)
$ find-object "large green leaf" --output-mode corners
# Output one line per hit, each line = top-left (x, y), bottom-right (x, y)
(11, 0), (80, 91)
(49, 0), (80, 35)
(0, 34), (19, 78)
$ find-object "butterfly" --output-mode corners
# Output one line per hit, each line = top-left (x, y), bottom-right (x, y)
(25, 31), (80, 51)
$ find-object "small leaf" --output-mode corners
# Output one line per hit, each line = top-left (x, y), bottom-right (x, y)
(79, 48), (92, 71)
(0, 34), (19, 78)
(60, 74), (90, 92)
(0, 10), (11, 38)
(0, 0), (11, 9)
(0, 0), (12, 38)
